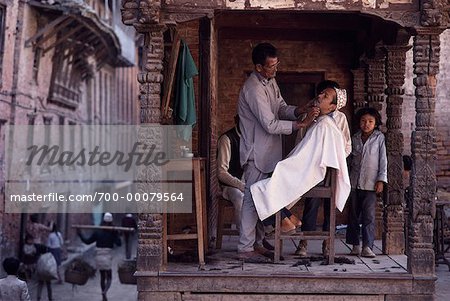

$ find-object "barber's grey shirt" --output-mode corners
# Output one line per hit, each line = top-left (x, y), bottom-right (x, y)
(349, 130), (388, 190)
(238, 72), (297, 173)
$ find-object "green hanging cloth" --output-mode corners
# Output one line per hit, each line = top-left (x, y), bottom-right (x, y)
(173, 40), (198, 141)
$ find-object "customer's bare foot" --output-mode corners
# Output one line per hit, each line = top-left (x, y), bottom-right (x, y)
(289, 215), (302, 228)
(281, 218), (296, 234)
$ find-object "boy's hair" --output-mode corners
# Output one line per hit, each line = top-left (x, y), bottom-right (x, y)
(3, 257), (20, 275)
(252, 43), (277, 66)
(356, 107), (382, 128)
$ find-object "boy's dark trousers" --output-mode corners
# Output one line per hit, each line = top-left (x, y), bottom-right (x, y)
(345, 189), (377, 249)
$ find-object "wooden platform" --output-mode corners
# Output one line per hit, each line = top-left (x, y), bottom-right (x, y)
(136, 236), (435, 300)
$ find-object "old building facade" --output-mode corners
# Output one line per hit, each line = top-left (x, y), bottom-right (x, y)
(0, 0), (140, 265)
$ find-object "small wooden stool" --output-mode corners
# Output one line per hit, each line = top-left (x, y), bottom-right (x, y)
(274, 168), (337, 264)
(216, 196), (239, 249)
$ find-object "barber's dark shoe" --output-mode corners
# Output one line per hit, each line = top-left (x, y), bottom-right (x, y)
(237, 251), (271, 263)
(262, 238), (275, 251)
(254, 246), (283, 261)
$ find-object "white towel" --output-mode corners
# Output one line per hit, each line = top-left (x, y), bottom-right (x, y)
(250, 115), (351, 221)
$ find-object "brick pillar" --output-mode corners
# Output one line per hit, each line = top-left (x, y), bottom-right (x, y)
(135, 26), (165, 272)
(351, 67), (366, 112)
(408, 28), (441, 276)
(383, 41), (411, 255)
(364, 48), (386, 240)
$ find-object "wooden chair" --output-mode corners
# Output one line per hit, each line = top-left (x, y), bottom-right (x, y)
(274, 168), (337, 264)
(216, 196), (239, 249)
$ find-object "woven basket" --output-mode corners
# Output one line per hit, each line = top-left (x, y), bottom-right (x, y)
(118, 269), (137, 285)
(65, 269), (89, 285)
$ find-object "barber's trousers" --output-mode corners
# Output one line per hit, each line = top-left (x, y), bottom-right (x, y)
(238, 161), (266, 253)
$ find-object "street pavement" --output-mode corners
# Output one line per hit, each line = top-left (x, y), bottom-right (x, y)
(28, 245), (137, 301)
(435, 264), (450, 300)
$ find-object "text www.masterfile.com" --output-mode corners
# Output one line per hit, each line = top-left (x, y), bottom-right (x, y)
(9, 192), (185, 203)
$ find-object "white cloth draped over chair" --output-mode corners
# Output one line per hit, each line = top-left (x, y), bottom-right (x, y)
(250, 115), (351, 221)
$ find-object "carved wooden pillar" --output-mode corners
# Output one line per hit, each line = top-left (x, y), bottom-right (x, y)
(351, 67), (366, 111)
(408, 28), (441, 276)
(365, 47), (386, 112)
(364, 48), (386, 240)
(121, 0), (165, 274)
(135, 26), (166, 273)
(383, 42), (411, 255)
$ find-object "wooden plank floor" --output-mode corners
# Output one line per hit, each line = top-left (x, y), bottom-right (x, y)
(161, 236), (407, 275)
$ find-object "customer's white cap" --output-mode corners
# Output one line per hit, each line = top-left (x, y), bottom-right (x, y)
(103, 212), (113, 222)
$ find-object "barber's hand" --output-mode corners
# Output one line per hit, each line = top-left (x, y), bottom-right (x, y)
(297, 107), (320, 128)
(375, 181), (384, 194)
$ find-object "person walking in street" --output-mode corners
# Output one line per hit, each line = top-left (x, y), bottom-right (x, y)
(47, 223), (64, 284)
(78, 212), (121, 301)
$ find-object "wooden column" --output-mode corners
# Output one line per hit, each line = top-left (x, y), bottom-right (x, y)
(408, 28), (441, 276)
(199, 17), (215, 245)
(122, 0), (165, 274)
(364, 48), (386, 240)
(351, 67), (367, 112)
(383, 40), (410, 255)
(365, 47), (386, 112)
(135, 26), (166, 273)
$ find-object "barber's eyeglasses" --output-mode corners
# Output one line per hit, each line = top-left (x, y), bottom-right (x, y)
(262, 60), (280, 71)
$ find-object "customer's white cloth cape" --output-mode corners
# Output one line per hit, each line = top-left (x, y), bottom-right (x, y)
(250, 115), (351, 221)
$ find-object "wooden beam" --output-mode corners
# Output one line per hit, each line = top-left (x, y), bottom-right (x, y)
(25, 15), (72, 47)
(161, 30), (181, 120)
(71, 15), (112, 55)
(43, 24), (85, 54)
(72, 224), (135, 232)
(219, 27), (357, 42)
(215, 11), (372, 32)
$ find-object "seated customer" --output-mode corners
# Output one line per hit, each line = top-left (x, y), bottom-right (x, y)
(250, 87), (351, 226)
(296, 80), (351, 257)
